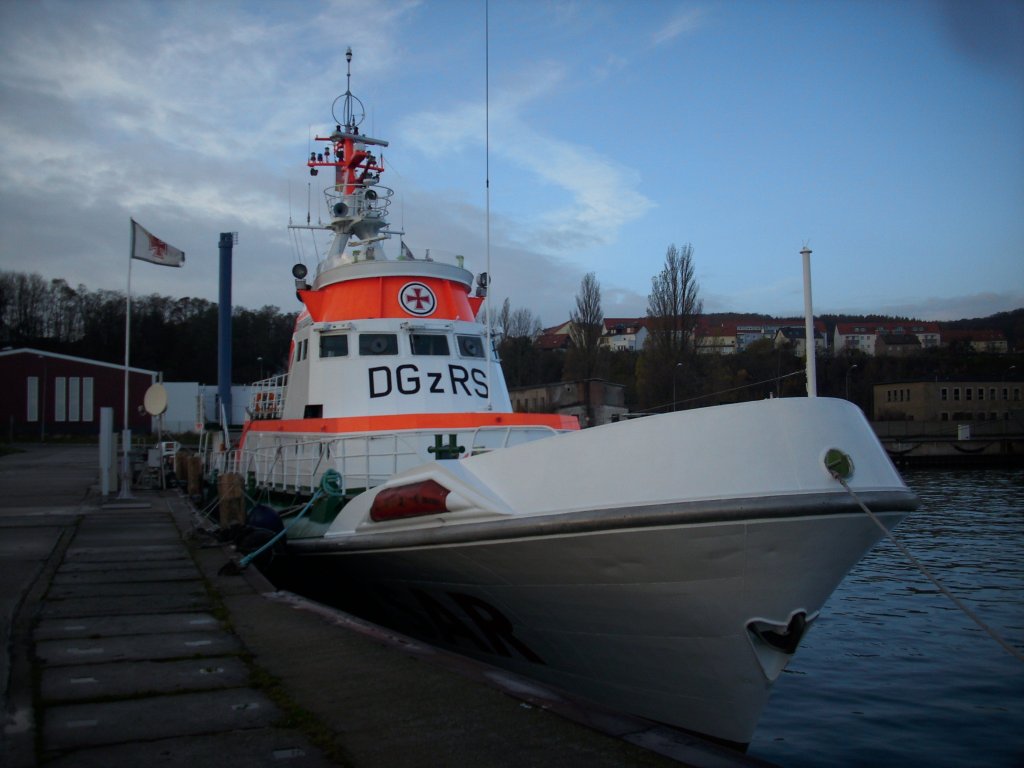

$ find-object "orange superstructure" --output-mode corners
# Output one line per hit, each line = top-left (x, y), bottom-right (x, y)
(298, 274), (483, 323)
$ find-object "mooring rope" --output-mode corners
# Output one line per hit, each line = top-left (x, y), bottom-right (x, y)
(833, 474), (1024, 664)
(236, 469), (345, 569)
(650, 369), (805, 415)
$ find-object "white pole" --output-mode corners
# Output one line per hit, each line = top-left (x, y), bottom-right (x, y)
(119, 220), (134, 498)
(99, 406), (113, 496)
(483, 0), (494, 412)
(801, 245), (817, 398)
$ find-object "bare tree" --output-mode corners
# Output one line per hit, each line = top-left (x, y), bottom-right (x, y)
(642, 243), (703, 409)
(568, 272), (604, 381)
(495, 297), (541, 343)
(496, 298), (512, 345)
(507, 306), (541, 339)
(495, 298), (543, 388)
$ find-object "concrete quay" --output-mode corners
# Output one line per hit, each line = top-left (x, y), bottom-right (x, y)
(2, 444), (768, 768)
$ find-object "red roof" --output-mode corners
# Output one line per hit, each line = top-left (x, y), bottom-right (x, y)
(696, 321), (739, 337)
(540, 321), (573, 336)
(536, 333), (571, 351)
(603, 317), (646, 333)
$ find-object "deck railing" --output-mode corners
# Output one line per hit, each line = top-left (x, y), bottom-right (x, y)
(248, 373), (288, 420)
(209, 424), (562, 497)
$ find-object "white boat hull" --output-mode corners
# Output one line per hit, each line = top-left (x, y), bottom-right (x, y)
(271, 397), (916, 745)
(284, 507), (902, 745)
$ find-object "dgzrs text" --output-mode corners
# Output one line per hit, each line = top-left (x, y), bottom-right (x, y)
(369, 364), (489, 399)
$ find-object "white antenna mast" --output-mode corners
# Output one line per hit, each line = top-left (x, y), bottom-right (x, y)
(801, 243), (817, 397)
(484, 0), (494, 410)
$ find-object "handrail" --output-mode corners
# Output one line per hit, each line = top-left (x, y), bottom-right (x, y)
(234, 424), (559, 496)
(249, 373), (289, 420)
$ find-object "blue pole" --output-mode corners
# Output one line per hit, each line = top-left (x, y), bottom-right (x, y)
(218, 233), (233, 424)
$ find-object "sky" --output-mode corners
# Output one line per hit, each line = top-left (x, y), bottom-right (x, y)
(1, 0), (1022, 329)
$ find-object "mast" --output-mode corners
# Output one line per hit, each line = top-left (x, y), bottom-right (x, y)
(301, 48), (394, 268)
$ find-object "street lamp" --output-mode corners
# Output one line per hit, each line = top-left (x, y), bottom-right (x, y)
(257, 356), (264, 380)
(845, 364), (858, 400)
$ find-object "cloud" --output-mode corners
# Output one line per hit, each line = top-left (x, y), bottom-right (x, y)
(398, 62), (654, 256)
(0, 0), (433, 313)
(651, 7), (706, 48)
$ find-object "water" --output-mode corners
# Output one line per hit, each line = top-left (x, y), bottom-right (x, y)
(748, 469), (1024, 767)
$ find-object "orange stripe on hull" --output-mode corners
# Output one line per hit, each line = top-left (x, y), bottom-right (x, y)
(242, 412), (579, 439)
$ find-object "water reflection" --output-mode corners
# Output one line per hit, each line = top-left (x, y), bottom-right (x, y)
(749, 469), (1024, 767)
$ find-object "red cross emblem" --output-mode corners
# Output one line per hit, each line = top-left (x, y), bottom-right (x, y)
(399, 282), (436, 316)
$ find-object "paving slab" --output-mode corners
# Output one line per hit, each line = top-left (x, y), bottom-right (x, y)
(42, 728), (336, 767)
(39, 592), (212, 618)
(35, 612), (222, 640)
(61, 545), (187, 563)
(43, 688), (280, 750)
(51, 566), (200, 584)
(36, 630), (242, 666)
(57, 554), (189, 569)
(72, 524), (177, 536)
(41, 657), (251, 702)
(67, 530), (180, 542)
(0, 507), (83, 520)
(56, 557), (194, 573)
(46, 579), (206, 599)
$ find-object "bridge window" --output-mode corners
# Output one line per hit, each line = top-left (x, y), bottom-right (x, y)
(411, 334), (450, 355)
(320, 334), (349, 358)
(359, 333), (398, 355)
(457, 334), (486, 358)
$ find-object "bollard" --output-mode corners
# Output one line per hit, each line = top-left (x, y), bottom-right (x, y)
(175, 450), (189, 483)
(217, 472), (245, 529)
(188, 455), (203, 497)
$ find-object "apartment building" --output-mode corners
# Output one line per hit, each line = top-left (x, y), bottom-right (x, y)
(873, 379), (1022, 422)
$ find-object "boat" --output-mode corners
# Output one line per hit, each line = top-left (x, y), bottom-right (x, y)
(213, 49), (919, 748)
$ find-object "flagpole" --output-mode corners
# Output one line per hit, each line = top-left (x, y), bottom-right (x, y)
(120, 219), (134, 498)
(119, 218), (184, 498)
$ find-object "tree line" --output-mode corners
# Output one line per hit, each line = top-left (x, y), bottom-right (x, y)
(0, 271), (295, 382)
(4, 263), (1019, 415)
(493, 245), (1023, 416)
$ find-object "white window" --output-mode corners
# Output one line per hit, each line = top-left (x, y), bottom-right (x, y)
(54, 377), (67, 422)
(69, 376), (81, 421)
(27, 377), (39, 421)
(82, 378), (94, 422)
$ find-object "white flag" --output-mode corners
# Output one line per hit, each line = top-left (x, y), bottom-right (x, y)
(131, 219), (185, 267)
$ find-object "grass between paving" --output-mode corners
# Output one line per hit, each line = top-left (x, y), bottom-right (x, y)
(188, 536), (354, 766)
(244, 655), (355, 767)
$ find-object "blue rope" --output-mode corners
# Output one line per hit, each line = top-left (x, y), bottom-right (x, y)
(238, 469), (344, 568)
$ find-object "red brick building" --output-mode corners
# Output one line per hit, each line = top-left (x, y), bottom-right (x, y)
(0, 348), (157, 438)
